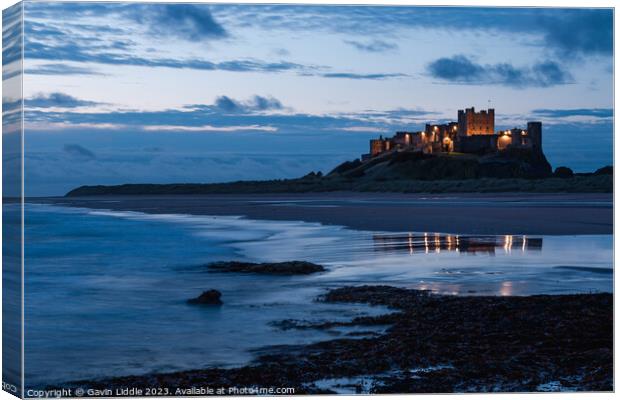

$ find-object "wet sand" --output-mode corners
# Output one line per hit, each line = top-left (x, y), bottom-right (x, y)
(39, 192), (612, 235)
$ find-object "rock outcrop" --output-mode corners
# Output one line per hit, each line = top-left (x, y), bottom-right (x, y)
(187, 289), (223, 305)
(208, 261), (325, 275)
(329, 148), (553, 181)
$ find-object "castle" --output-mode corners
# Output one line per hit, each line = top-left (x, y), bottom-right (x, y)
(363, 107), (542, 160)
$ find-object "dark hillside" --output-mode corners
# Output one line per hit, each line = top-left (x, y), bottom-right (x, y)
(328, 149), (552, 180)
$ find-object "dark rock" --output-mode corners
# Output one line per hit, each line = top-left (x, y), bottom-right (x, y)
(208, 260), (325, 275)
(553, 166), (574, 178)
(479, 148), (552, 179)
(328, 159), (363, 176)
(328, 148), (552, 181)
(302, 171), (321, 179)
(187, 289), (222, 305)
(65, 285), (612, 394)
(594, 165), (613, 175)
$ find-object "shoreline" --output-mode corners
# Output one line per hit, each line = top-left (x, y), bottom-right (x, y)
(58, 285), (613, 394)
(33, 192), (612, 235)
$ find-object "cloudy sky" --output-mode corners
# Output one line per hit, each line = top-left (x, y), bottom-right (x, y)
(2, 2), (614, 195)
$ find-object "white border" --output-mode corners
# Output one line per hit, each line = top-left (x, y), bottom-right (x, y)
(0, 1), (616, 400)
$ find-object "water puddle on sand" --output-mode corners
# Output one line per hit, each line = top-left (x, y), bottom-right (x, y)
(312, 365), (454, 394)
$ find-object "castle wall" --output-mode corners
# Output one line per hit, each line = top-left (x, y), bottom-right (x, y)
(370, 139), (384, 156)
(370, 137), (392, 156)
(497, 134), (512, 150)
(393, 132), (412, 146)
(456, 134), (498, 153)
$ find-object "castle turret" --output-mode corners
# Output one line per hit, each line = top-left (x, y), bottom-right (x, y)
(527, 122), (542, 152)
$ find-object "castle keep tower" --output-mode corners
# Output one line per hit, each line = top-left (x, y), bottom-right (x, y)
(458, 107), (494, 136)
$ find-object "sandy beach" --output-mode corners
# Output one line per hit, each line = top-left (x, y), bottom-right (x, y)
(41, 192), (612, 235)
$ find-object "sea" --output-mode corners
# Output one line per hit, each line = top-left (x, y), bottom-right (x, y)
(8, 203), (612, 388)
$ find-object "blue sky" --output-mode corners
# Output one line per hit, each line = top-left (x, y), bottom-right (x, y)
(2, 2), (614, 195)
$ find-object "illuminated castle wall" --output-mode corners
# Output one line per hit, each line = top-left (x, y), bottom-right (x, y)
(363, 107), (542, 160)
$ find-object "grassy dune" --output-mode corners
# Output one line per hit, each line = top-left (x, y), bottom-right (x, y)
(66, 174), (611, 196)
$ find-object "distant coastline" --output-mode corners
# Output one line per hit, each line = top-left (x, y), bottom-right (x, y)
(66, 169), (612, 197)
(65, 175), (612, 197)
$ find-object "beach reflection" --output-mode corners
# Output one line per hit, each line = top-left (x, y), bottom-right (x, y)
(372, 233), (543, 255)
(415, 281), (515, 296)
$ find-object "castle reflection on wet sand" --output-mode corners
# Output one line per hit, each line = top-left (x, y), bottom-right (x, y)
(372, 233), (543, 255)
